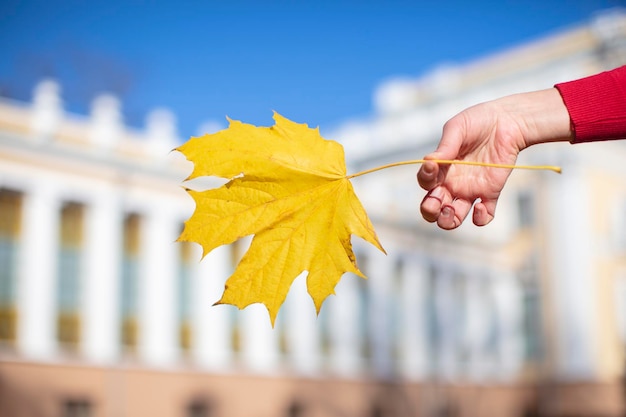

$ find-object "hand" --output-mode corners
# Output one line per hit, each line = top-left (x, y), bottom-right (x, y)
(417, 88), (571, 229)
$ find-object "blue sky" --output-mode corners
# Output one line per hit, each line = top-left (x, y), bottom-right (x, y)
(0, 0), (623, 139)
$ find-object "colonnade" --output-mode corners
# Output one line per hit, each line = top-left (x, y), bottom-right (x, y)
(3, 176), (526, 381)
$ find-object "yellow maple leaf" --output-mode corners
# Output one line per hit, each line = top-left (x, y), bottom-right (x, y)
(176, 112), (561, 326)
(177, 112), (385, 325)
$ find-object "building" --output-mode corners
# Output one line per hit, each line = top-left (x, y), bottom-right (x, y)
(333, 6), (626, 416)
(1, 7), (625, 417)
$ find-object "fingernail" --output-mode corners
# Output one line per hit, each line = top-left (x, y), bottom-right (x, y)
(442, 206), (452, 218)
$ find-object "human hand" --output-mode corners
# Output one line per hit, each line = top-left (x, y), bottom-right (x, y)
(417, 88), (571, 229)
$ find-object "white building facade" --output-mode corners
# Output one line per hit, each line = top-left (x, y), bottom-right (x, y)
(331, 6), (626, 415)
(1, 8), (626, 417)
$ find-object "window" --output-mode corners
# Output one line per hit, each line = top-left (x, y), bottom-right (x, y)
(178, 235), (193, 352)
(521, 287), (542, 361)
(61, 399), (92, 417)
(425, 263), (441, 375)
(57, 202), (84, 349)
(368, 399), (398, 417)
(120, 213), (141, 350)
(517, 191), (535, 228)
(390, 258), (404, 363)
(519, 255), (543, 362)
(186, 399), (212, 417)
(356, 253), (371, 359)
(0, 189), (22, 343)
(370, 404), (384, 417)
(317, 301), (331, 358)
(286, 400), (304, 417)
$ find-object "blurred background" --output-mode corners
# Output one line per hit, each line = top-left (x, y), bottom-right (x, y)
(1, 1), (626, 416)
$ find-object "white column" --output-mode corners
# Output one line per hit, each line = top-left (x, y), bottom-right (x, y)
(82, 190), (121, 363)
(193, 245), (233, 370)
(138, 204), (178, 366)
(398, 256), (430, 380)
(328, 270), (362, 376)
(285, 274), (320, 375)
(434, 267), (459, 380)
(546, 160), (598, 379)
(463, 272), (492, 381)
(492, 270), (524, 381)
(241, 303), (279, 373)
(18, 184), (59, 359)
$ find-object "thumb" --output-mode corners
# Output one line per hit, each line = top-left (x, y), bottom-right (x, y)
(427, 117), (465, 161)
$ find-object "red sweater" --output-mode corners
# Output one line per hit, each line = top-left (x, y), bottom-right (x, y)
(555, 65), (626, 143)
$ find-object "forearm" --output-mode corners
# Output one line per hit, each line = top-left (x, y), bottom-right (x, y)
(555, 66), (626, 143)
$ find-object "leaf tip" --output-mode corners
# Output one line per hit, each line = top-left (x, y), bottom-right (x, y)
(212, 292), (232, 308)
(271, 110), (286, 124)
(267, 306), (279, 328)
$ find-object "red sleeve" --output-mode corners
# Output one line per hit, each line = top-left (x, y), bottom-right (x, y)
(555, 65), (626, 143)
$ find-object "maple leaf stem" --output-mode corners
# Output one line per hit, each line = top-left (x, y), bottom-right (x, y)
(345, 159), (562, 179)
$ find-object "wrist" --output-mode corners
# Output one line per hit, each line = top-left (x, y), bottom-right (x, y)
(499, 88), (573, 148)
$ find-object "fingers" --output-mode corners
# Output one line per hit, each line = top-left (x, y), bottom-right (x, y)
(417, 160), (439, 191)
(418, 113), (499, 229)
(420, 186), (445, 222)
(439, 197), (473, 230)
(472, 200), (496, 226)
(418, 114), (466, 192)
(420, 186), (474, 230)
(421, 191), (499, 229)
